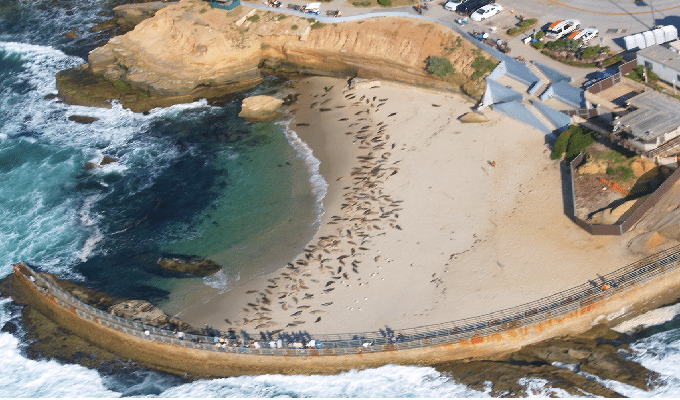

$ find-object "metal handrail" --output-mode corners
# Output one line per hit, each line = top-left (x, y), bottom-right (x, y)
(14, 243), (680, 355)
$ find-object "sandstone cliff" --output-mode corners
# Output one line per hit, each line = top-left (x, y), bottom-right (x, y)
(57, 0), (494, 111)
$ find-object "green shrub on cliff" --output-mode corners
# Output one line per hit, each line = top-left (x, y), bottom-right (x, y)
(247, 14), (260, 22)
(425, 56), (454, 78)
(311, 21), (325, 29)
(552, 125), (600, 162)
(291, 24), (298, 30)
(113, 80), (131, 93)
(378, 0), (391, 6)
(550, 128), (572, 160)
(471, 56), (496, 80)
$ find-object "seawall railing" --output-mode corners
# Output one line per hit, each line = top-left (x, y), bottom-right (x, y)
(13, 239), (680, 356)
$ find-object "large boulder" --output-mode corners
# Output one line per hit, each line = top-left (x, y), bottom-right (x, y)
(157, 255), (221, 276)
(459, 111), (489, 123)
(348, 78), (381, 90)
(238, 95), (284, 122)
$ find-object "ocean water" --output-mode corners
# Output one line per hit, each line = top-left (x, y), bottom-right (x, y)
(3, 0), (680, 397)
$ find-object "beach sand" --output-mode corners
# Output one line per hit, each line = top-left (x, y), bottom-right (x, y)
(173, 76), (640, 336)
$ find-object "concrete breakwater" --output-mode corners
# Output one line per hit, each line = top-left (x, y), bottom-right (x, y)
(9, 243), (680, 376)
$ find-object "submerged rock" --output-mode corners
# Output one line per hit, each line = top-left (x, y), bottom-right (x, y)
(157, 255), (221, 277)
(100, 156), (118, 165)
(63, 31), (78, 40)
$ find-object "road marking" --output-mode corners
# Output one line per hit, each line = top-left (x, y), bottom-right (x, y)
(547, 0), (680, 15)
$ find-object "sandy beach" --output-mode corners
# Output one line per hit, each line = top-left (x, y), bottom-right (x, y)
(172, 76), (641, 336)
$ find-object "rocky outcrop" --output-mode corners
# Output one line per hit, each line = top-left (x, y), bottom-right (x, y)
(90, 1), (177, 36)
(57, 0), (494, 112)
(114, 1), (178, 31)
(157, 255), (221, 276)
(84, 156), (118, 170)
(68, 115), (99, 124)
(435, 325), (658, 397)
(238, 95), (284, 121)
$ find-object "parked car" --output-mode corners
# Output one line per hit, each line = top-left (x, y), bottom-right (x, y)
(545, 19), (580, 39)
(470, 3), (502, 21)
(568, 27), (599, 44)
(456, 0), (494, 16)
(444, 0), (463, 11)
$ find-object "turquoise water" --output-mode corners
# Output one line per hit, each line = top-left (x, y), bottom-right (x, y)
(0, 38), (322, 303)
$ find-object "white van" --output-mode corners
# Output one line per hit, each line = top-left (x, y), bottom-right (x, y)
(545, 19), (580, 39)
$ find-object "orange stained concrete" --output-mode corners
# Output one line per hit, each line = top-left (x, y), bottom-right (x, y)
(11, 262), (680, 377)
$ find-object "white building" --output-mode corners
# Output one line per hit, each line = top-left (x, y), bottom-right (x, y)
(636, 42), (680, 87)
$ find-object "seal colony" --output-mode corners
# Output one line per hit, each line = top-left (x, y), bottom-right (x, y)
(36, 0), (680, 362)
(165, 75), (652, 337)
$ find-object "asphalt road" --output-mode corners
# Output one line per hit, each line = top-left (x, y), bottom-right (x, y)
(253, 0), (680, 85)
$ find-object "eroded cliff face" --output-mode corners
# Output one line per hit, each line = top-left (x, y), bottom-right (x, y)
(59, 0), (492, 111)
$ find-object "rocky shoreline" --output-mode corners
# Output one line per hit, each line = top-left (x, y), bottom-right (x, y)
(0, 269), (671, 395)
(56, 0), (492, 112)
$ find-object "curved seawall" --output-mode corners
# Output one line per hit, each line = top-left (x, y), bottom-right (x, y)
(10, 244), (680, 376)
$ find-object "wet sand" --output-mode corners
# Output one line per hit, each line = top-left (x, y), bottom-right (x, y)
(172, 76), (640, 336)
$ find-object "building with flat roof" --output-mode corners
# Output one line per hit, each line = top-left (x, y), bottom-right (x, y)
(637, 43), (680, 86)
(614, 90), (680, 155)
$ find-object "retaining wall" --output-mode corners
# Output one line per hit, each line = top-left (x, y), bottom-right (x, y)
(567, 152), (680, 235)
(12, 239), (680, 376)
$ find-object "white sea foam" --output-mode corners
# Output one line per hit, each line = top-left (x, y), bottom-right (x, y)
(0, 298), (119, 398)
(157, 364), (487, 398)
(203, 268), (240, 293)
(517, 377), (592, 397)
(613, 303), (680, 333)
(0, 42), (215, 274)
(280, 120), (329, 224)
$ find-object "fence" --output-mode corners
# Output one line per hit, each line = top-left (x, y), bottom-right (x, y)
(586, 60), (637, 94)
(13, 235), (680, 356)
(567, 152), (680, 235)
(564, 108), (599, 119)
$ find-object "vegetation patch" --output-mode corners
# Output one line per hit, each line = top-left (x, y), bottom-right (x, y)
(311, 21), (325, 29)
(606, 165), (634, 180)
(444, 36), (464, 54)
(626, 66), (660, 84)
(378, 0), (391, 6)
(551, 125), (600, 162)
(471, 56), (496, 80)
(247, 14), (260, 22)
(113, 80), (131, 92)
(352, 1), (372, 6)
(425, 56), (455, 78)
(291, 24), (298, 30)
(540, 40), (621, 68)
(506, 18), (537, 37)
(278, 14), (287, 20)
